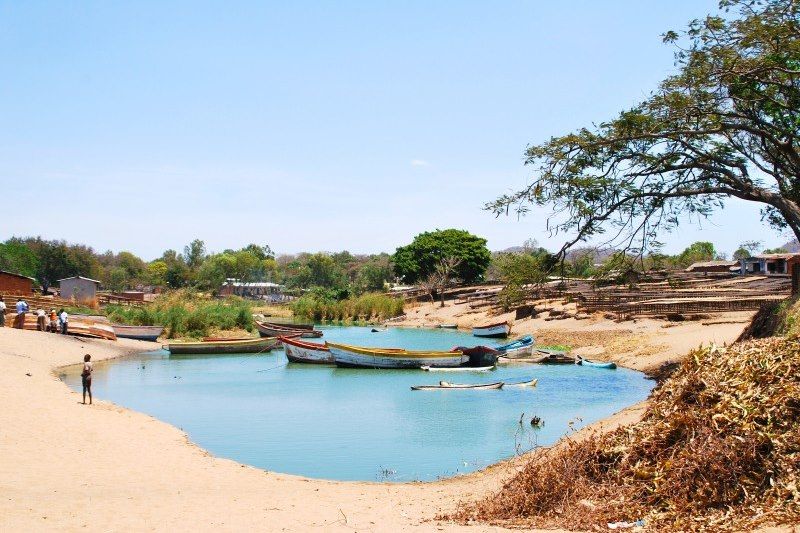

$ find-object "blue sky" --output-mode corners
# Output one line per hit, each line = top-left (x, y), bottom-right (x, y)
(0, 1), (787, 260)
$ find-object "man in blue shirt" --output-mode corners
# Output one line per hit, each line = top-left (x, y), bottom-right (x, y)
(14, 298), (29, 329)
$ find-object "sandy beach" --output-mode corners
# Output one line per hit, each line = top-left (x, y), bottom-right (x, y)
(0, 308), (747, 532)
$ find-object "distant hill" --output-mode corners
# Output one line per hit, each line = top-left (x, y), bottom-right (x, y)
(781, 238), (800, 253)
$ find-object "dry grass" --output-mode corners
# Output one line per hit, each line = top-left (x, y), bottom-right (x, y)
(449, 338), (800, 531)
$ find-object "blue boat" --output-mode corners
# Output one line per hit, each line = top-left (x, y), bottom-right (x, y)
(495, 335), (535, 358)
(577, 357), (617, 369)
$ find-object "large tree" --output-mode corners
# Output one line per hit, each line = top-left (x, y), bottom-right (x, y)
(393, 229), (491, 284)
(487, 0), (800, 258)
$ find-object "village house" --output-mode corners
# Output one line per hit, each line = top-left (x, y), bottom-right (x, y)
(219, 279), (288, 301)
(0, 270), (35, 295)
(740, 253), (800, 276)
(58, 276), (101, 303)
(685, 260), (739, 275)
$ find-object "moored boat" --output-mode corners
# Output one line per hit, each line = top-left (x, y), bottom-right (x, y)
(438, 324), (458, 329)
(411, 381), (504, 391)
(327, 342), (469, 369)
(495, 335), (534, 358)
(533, 350), (576, 364)
(506, 377), (538, 387)
(577, 357), (617, 369)
(421, 365), (494, 372)
(280, 336), (333, 364)
(112, 325), (164, 342)
(261, 320), (316, 331)
(255, 320), (323, 338)
(472, 320), (511, 338)
(165, 337), (279, 355)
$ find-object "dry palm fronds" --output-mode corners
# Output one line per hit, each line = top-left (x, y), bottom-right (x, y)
(449, 338), (800, 531)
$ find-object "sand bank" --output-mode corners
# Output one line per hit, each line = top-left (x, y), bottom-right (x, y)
(0, 306), (748, 531)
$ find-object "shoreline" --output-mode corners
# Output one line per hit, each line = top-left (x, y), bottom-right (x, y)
(0, 313), (749, 531)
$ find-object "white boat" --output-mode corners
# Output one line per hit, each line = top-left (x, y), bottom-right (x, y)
(411, 381), (504, 391)
(421, 365), (494, 372)
(327, 342), (469, 369)
(472, 321), (511, 338)
(280, 336), (333, 364)
(506, 378), (538, 388)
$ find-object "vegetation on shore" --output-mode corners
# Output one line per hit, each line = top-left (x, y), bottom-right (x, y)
(452, 301), (800, 531)
(292, 291), (404, 322)
(106, 290), (253, 339)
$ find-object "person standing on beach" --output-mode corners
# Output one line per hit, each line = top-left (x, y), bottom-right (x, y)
(58, 309), (68, 334)
(14, 298), (29, 329)
(35, 309), (47, 331)
(0, 296), (6, 327)
(81, 354), (93, 405)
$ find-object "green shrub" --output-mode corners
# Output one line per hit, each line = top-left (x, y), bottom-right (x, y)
(292, 292), (404, 322)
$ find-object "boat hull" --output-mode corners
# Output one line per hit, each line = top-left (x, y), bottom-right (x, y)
(411, 381), (504, 391)
(472, 322), (511, 338)
(327, 342), (469, 369)
(166, 337), (278, 355)
(280, 336), (333, 364)
(578, 359), (617, 369)
(255, 321), (322, 338)
(112, 325), (164, 342)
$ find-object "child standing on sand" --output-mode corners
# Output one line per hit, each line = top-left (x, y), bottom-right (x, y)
(81, 354), (92, 405)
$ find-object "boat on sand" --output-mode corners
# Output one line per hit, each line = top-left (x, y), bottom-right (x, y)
(472, 320), (511, 338)
(165, 337), (279, 355)
(327, 342), (469, 369)
(495, 335), (534, 358)
(112, 325), (164, 342)
(411, 381), (504, 391)
(280, 336), (333, 364)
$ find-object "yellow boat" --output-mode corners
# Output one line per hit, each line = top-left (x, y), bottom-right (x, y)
(326, 342), (469, 369)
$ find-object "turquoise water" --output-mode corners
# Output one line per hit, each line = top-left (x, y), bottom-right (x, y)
(62, 326), (653, 482)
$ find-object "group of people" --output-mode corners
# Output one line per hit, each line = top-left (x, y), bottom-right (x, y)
(0, 295), (68, 334)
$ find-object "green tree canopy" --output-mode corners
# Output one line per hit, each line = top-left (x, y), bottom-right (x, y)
(487, 0), (800, 257)
(392, 229), (491, 284)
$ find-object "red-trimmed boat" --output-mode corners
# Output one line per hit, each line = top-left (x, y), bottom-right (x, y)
(279, 336), (334, 364)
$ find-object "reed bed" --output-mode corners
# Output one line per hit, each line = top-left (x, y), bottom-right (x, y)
(292, 292), (404, 322)
(450, 338), (800, 531)
(106, 290), (253, 338)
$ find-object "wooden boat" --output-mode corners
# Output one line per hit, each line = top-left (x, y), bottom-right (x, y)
(165, 337), (279, 355)
(411, 381), (504, 391)
(438, 324), (458, 329)
(15, 314), (117, 341)
(472, 320), (511, 338)
(280, 336), (334, 364)
(534, 350), (576, 365)
(452, 345), (501, 367)
(201, 336), (251, 342)
(495, 335), (534, 358)
(255, 320), (323, 338)
(112, 325), (164, 342)
(421, 365), (494, 372)
(261, 320), (315, 331)
(506, 378), (538, 387)
(327, 342), (469, 369)
(577, 357), (617, 369)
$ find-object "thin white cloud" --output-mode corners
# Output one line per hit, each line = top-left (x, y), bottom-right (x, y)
(410, 159), (429, 167)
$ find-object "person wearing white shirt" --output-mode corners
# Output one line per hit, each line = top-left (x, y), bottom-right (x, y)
(58, 309), (68, 335)
(0, 296), (6, 327)
(14, 298), (29, 329)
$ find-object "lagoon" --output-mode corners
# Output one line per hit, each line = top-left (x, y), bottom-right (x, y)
(63, 326), (653, 482)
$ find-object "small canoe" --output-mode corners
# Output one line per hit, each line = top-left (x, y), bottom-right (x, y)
(327, 342), (469, 369)
(411, 381), (504, 391)
(261, 320), (315, 331)
(280, 336), (333, 364)
(577, 358), (617, 369)
(112, 325), (164, 342)
(506, 378), (538, 388)
(165, 337), (279, 355)
(472, 321), (511, 338)
(421, 365), (494, 372)
(438, 324), (458, 329)
(255, 320), (323, 338)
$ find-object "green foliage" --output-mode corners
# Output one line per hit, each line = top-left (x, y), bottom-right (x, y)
(0, 240), (39, 278)
(353, 255), (393, 294)
(487, 0), (800, 255)
(106, 290), (253, 338)
(292, 292), (404, 322)
(287, 253), (349, 292)
(763, 247), (788, 254)
(675, 241), (716, 268)
(393, 229), (491, 284)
